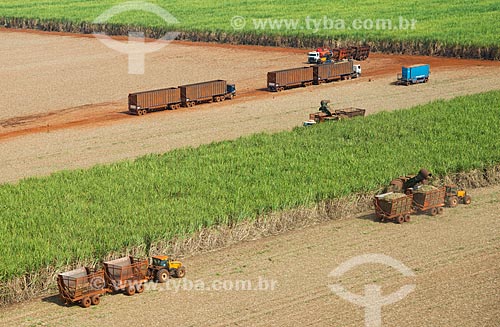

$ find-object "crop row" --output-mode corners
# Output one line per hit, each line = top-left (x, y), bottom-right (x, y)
(0, 0), (499, 48)
(1, 91), (499, 280)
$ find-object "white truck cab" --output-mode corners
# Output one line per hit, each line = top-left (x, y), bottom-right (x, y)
(353, 64), (362, 78)
(308, 51), (320, 64)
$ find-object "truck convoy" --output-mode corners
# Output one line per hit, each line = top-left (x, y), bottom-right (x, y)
(268, 61), (360, 92)
(58, 255), (185, 308)
(129, 80), (236, 115)
(397, 64), (430, 85)
(374, 168), (471, 223)
(307, 46), (370, 64)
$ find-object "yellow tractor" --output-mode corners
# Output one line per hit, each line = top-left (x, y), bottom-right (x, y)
(148, 255), (186, 283)
(445, 185), (471, 207)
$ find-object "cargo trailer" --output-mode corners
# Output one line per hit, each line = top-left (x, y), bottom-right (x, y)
(350, 46), (370, 61)
(128, 87), (182, 115)
(267, 67), (314, 92)
(374, 193), (413, 224)
(412, 186), (445, 215)
(103, 256), (149, 295)
(57, 267), (108, 308)
(397, 64), (430, 85)
(313, 60), (360, 84)
(180, 80), (236, 107)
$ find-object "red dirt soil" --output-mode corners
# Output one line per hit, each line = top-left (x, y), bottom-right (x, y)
(1, 28), (498, 142)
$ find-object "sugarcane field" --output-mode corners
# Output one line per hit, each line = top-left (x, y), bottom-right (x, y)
(0, 1), (499, 326)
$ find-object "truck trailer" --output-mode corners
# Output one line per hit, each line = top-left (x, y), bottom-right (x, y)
(397, 64), (430, 85)
(313, 60), (361, 84)
(128, 87), (182, 115)
(180, 80), (236, 107)
(267, 67), (314, 92)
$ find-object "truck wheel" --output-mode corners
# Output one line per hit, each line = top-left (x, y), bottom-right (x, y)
(437, 207), (444, 215)
(396, 215), (404, 224)
(91, 295), (100, 305)
(448, 196), (458, 207)
(430, 208), (438, 216)
(156, 269), (169, 283)
(404, 214), (411, 222)
(81, 297), (91, 308)
(175, 266), (186, 278)
(125, 285), (136, 296)
(463, 195), (472, 205)
(135, 283), (145, 293)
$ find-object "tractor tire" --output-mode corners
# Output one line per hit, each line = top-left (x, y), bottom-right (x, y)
(156, 269), (169, 283)
(175, 266), (186, 278)
(91, 295), (100, 306)
(135, 283), (145, 293)
(396, 215), (404, 224)
(437, 207), (444, 215)
(463, 195), (472, 205)
(404, 214), (411, 222)
(448, 196), (458, 207)
(125, 285), (136, 296)
(430, 207), (438, 216)
(81, 297), (91, 308)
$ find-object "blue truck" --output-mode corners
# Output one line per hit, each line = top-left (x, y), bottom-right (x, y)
(397, 64), (430, 85)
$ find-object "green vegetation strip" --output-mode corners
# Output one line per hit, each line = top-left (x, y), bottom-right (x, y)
(0, 0), (499, 48)
(1, 91), (500, 280)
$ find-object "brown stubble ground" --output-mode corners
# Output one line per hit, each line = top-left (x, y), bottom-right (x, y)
(0, 185), (498, 326)
(1, 31), (500, 183)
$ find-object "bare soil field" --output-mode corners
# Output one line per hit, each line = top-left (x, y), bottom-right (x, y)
(0, 29), (500, 183)
(1, 185), (498, 327)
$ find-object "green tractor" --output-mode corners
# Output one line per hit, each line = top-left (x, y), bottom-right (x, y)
(148, 255), (186, 283)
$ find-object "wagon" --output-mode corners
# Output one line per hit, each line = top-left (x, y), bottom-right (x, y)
(57, 267), (108, 308)
(374, 192), (413, 223)
(103, 256), (150, 296)
(412, 186), (446, 215)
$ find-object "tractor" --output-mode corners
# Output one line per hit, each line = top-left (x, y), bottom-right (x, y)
(148, 255), (186, 283)
(445, 185), (472, 207)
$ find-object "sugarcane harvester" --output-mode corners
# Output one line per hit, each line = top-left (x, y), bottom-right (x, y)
(385, 168), (472, 206)
(304, 100), (366, 126)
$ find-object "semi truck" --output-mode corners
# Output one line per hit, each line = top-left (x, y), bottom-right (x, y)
(128, 80), (236, 115)
(307, 46), (370, 64)
(397, 64), (430, 85)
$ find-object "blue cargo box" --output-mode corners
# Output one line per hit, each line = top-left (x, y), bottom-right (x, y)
(400, 64), (430, 84)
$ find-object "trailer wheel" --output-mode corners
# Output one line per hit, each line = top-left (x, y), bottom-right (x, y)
(125, 285), (136, 296)
(156, 269), (169, 283)
(81, 296), (91, 308)
(430, 207), (438, 216)
(404, 214), (411, 222)
(463, 195), (472, 205)
(437, 207), (444, 215)
(396, 215), (404, 224)
(135, 283), (145, 293)
(91, 295), (100, 305)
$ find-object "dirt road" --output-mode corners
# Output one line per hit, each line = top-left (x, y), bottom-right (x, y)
(1, 185), (498, 326)
(1, 29), (500, 183)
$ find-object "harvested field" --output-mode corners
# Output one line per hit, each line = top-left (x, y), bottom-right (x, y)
(0, 185), (498, 326)
(0, 30), (500, 183)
